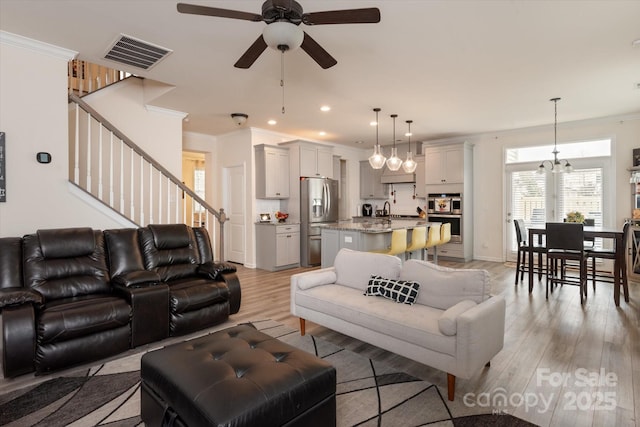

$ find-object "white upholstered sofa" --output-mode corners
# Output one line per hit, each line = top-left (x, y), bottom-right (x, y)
(290, 248), (506, 400)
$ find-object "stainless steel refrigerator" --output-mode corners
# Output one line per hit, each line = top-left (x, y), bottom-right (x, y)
(300, 177), (339, 267)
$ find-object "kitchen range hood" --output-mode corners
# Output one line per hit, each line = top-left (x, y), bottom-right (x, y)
(381, 168), (416, 183)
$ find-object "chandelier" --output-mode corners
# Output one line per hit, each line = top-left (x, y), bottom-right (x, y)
(537, 97), (572, 174)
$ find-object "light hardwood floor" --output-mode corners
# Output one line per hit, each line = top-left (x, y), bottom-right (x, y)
(231, 259), (639, 427)
(1, 260), (636, 426)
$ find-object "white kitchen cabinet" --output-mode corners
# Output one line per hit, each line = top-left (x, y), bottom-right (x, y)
(255, 144), (289, 199)
(424, 146), (464, 185)
(359, 160), (388, 199)
(256, 223), (300, 271)
(300, 144), (333, 178)
(414, 155), (425, 198)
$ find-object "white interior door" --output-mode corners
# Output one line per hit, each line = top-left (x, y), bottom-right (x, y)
(225, 164), (245, 264)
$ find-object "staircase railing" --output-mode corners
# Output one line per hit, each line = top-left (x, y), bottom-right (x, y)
(68, 92), (228, 261)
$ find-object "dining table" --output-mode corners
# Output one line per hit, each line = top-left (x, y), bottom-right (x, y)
(527, 225), (628, 306)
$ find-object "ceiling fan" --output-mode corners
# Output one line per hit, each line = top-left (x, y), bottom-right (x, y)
(176, 1), (381, 69)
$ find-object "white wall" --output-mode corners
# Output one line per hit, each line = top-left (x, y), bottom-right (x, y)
(83, 78), (185, 178)
(0, 33), (127, 236)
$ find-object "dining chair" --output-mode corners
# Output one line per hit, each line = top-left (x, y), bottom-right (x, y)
(424, 223), (442, 263)
(405, 226), (427, 260)
(545, 222), (588, 304)
(513, 219), (546, 285)
(371, 228), (407, 259)
(585, 221), (630, 297)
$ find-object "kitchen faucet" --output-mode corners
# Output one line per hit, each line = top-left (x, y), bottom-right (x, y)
(383, 201), (391, 217)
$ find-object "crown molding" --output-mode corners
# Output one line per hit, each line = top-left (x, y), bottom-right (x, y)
(0, 30), (77, 60)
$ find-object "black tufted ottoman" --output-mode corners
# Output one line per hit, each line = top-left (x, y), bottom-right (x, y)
(140, 324), (336, 427)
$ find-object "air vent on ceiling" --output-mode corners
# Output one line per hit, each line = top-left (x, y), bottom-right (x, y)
(104, 34), (172, 70)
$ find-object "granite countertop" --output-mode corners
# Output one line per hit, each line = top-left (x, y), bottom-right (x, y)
(320, 219), (430, 234)
(255, 221), (301, 226)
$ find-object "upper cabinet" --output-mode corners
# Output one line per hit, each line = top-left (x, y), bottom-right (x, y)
(255, 144), (290, 199)
(424, 144), (467, 185)
(300, 144), (334, 178)
(414, 155), (426, 198)
(360, 160), (388, 199)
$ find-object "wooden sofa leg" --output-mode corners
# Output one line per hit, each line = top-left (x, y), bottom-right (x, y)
(447, 373), (455, 401)
(299, 318), (306, 336)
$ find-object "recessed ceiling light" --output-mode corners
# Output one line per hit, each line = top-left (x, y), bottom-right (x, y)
(320, 105), (331, 112)
(404, 132), (412, 137)
(355, 140), (364, 144)
(370, 121), (377, 126)
(267, 119), (277, 125)
(319, 131), (326, 136)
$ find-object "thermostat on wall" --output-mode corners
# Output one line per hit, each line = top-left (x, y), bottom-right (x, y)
(36, 152), (51, 163)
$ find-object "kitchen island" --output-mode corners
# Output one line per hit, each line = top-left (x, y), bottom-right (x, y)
(320, 219), (433, 268)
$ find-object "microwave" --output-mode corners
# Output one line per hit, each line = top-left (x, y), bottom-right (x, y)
(427, 193), (462, 214)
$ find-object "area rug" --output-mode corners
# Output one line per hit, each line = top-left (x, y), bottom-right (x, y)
(0, 320), (537, 426)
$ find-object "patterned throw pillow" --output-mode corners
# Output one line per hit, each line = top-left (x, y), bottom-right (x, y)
(365, 275), (421, 305)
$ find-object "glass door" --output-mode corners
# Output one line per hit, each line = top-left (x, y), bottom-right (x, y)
(506, 168), (547, 262)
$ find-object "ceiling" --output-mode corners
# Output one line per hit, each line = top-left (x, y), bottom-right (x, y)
(1, 0), (639, 148)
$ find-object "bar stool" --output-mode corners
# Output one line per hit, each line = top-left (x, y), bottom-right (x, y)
(405, 226), (427, 260)
(371, 229), (407, 259)
(440, 223), (452, 246)
(424, 223), (442, 263)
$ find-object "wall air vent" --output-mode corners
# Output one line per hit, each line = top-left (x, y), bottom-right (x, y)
(104, 34), (172, 70)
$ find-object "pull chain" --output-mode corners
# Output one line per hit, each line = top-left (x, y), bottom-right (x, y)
(280, 50), (285, 114)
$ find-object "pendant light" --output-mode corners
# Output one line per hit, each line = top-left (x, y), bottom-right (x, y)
(386, 114), (403, 171)
(537, 97), (572, 174)
(402, 119), (417, 173)
(368, 108), (386, 169)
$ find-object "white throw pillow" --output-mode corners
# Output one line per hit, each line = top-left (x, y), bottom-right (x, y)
(438, 299), (477, 336)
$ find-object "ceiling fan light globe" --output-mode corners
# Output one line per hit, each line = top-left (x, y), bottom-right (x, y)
(263, 22), (304, 51)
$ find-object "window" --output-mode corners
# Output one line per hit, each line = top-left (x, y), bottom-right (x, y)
(506, 139), (612, 258)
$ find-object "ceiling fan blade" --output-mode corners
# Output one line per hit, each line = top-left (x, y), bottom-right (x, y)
(300, 32), (337, 69)
(302, 8), (380, 25)
(177, 3), (262, 22)
(234, 36), (268, 69)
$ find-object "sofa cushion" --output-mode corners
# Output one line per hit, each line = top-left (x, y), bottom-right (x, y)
(37, 228), (95, 258)
(399, 259), (490, 310)
(296, 284), (455, 356)
(365, 275), (420, 305)
(438, 300), (477, 336)
(333, 249), (402, 292)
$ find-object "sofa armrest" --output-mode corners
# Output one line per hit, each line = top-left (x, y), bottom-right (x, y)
(291, 268), (337, 291)
(0, 288), (44, 310)
(112, 271), (160, 288)
(198, 262), (237, 281)
(455, 296), (506, 378)
(290, 268), (336, 317)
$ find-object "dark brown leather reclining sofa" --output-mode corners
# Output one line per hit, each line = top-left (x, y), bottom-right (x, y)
(0, 224), (240, 378)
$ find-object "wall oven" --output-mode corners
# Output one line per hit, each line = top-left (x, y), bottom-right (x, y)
(427, 193), (461, 214)
(427, 192), (463, 243)
(428, 213), (462, 243)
